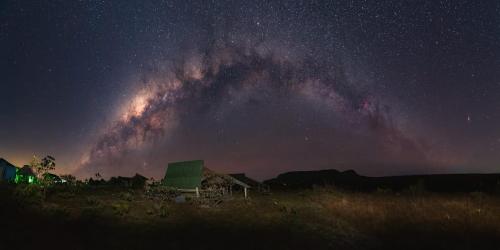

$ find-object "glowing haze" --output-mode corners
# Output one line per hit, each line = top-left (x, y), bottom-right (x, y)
(1, 1), (499, 180)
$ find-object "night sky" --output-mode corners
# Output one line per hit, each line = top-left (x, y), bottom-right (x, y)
(1, 0), (499, 180)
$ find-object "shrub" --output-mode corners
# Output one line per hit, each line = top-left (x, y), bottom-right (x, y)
(159, 205), (169, 218)
(119, 192), (134, 201)
(111, 202), (130, 216)
(149, 203), (169, 217)
(86, 196), (101, 206)
(145, 185), (180, 201)
(14, 184), (44, 205)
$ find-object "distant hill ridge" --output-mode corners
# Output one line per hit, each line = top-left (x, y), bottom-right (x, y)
(264, 169), (500, 193)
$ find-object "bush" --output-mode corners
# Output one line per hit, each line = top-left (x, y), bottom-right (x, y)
(119, 192), (134, 201)
(148, 203), (170, 217)
(145, 185), (180, 201)
(14, 184), (44, 205)
(111, 202), (130, 216)
(158, 204), (169, 218)
(86, 196), (101, 206)
(45, 184), (79, 197)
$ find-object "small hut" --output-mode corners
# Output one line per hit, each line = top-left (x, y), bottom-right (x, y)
(16, 165), (37, 184)
(162, 160), (204, 192)
(163, 160), (250, 198)
(43, 173), (66, 184)
(0, 158), (17, 182)
(230, 173), (270, 192)
(202, 168), (250, 198)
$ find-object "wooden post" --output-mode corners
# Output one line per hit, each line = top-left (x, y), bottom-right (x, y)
(196, 187), (200, 198)
(244, 187), (248, 199)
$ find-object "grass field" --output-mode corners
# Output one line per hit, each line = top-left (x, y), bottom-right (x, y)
(1, 184), (500, 250)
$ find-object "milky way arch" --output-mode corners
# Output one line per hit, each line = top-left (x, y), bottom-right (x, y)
(76, 42), (431, 179)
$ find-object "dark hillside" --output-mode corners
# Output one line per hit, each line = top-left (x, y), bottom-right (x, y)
(265, 170), (500, 193)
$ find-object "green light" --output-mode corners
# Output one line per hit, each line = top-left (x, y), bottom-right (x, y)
(14, 168), (20, 184)
(28, 176), (34, 184)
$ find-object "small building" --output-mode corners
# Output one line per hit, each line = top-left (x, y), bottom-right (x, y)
(230, 173), (270, 192)
(43, 173), (66, 184)
(163, 160), (204, 191)
(16, 165), (37, 184)
(0, 158), (17, 182)
(163, 160), (250, 198)
(202, 168), (250, 197)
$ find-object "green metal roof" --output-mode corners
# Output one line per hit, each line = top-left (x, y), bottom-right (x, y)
(162, 160), (203, 189)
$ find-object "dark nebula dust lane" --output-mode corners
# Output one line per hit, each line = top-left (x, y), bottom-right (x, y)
(1, 0), (499, 179)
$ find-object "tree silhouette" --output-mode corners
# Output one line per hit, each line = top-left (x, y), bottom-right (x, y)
(30, 155), (56, 179)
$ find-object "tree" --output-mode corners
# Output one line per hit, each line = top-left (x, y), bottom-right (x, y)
(41, 155), (56, 174)
(28, 155), (41, 176)
(30, 155), (56, 180)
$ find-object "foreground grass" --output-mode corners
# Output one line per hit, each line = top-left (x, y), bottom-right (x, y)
(1, 185), (500, 250)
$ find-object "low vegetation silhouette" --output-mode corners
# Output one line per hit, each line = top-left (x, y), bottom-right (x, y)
(1, 159), (500, 250)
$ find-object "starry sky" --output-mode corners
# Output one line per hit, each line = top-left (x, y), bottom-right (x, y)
(1, 0), (499, 180)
